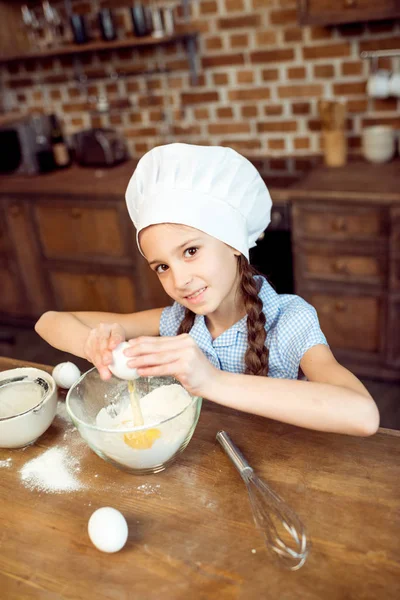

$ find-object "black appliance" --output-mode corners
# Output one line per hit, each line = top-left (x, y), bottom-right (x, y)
(250, 202), (294, 294)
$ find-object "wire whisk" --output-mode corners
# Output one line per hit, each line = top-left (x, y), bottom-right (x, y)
(217, 430), (309, 570)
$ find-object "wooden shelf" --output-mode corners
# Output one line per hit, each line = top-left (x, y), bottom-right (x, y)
(0, 27), (199, 65)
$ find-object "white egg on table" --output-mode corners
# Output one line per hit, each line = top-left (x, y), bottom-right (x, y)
(88, 507), (129, 553)
(52, 362), (81, 389)
(109, 341), (139, 380)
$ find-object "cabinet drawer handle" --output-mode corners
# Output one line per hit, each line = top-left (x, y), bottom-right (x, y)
(9, 205), (21, 217)
(335, 301), (347, 312)
(332, 217), (348, 232)
(343, 0), (357, 7)
(86, 275), (97, 285)
(333, 260), (349, 274)
(71, 208), (82, 219)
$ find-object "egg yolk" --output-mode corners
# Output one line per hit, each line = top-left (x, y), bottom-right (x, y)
(123, 428), (161, 449)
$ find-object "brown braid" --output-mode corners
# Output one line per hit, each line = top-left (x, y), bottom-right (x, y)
(177, 255), (269, 376)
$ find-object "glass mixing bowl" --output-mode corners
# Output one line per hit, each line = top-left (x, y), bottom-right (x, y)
(66, 368), (202, 474)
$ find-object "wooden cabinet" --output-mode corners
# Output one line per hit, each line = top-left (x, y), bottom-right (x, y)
(293, 200), (399, 380)
(0, 192), (170, 323)
(298, 0), (400, 25)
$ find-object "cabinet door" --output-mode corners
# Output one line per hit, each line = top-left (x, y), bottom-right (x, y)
(0, 258), (25, 316)
(387, 300), (400, 367)
(298, 243), (386, 287)
(293, 204), (386, 243)
(5, 200), (52, 317)
(304, 291), (381, 353)
(298, 0), (400, 25)
(34, 203), (129, 261)
(49, 270), (137, 313)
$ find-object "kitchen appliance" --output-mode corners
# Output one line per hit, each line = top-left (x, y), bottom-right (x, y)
(73, 128), (129, 167)
(0, 112), (54, 175)
(250, 201), (294, 294)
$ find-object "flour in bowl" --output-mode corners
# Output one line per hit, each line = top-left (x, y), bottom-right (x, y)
(85, 384), (197, 470)
(0, 382), (43, 418)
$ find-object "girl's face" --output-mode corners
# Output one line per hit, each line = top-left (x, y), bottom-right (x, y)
(139, 223), (242, 317)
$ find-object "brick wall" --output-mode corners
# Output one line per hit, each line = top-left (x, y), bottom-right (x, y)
(1, 0), (400, 175)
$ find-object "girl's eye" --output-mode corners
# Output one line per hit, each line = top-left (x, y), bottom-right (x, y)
(184, 247), (198, 258)
(155, 264), (169, 274)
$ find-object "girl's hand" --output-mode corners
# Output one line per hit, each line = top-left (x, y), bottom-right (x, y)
(84, 322), (125, 380)
(125, 334), (219, 397)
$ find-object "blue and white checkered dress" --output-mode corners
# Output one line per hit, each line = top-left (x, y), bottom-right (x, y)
(159, 276), (328, 379)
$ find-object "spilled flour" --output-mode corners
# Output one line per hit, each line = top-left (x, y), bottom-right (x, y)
(0, 458), (12, 468)
(20, 446), (84, 493)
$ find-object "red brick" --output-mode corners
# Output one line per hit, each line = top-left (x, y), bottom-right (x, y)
(213, 73), (229, 85)
(309, 27), (334, 41)
(228, 87), (271, 101)
(8, 78), (33, 89)
(261, 68), (279, 82)
(255, 31), (278, 46)
(269, 158), (288, 170)
(138, 96), (163, 108)
(202, 53), (245, 68)
(126, 81), (140, 93)
(268, 139), (286, 151)
(181, 91), (219, 104)
(314, 64), (335, 78)
(236, 70), (254, 84)
(128, 113), (143, 124)
(241, 105), (258, 118)
(251, 48), (295, 63)
(50, 90), (62, 100)
(62, 102), (90, 113)
(219, 15), (261, 29)
(264, 105), (283, 116)
(165, 58), (190, 71)
(346, 99), (368, 113)
(292, 102), (310, 115)
(270, 9), (297, 25)
(359, 37), (400, 54)
(172, 124), (202, 136)
(341, 62), (363, 76)
(332, 82), (366, 95)
(125, 127), (159, 138)
(169, 77), (184, 89)
(217, 107), (234, 118)
(221, 139), (262, 151)
(194, 108), (210, 119)
(225, 0), (245, 10)
(372, 98), (398, 112)
(294, 137), (311, 150)
(284, 28), (303, 43)
(149, 110), (163, 122)
(109, 114), (122, 126)
(278, 84), (323, 99)
(230, 34), (249, 48)
(287, 66), (306, 79)
(200, 1), (218, 14)
(208, 122), (251, 134)
(205, 37), (223, 51)
(257, 121), (297, 133)
(303, 43), (351, 60)
(71, 117), (85, 127)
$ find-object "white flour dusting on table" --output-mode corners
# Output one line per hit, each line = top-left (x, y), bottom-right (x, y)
(0, 458), (12, 468)
(20, 446), (85, 493)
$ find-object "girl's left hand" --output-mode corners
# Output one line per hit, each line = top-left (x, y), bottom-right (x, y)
(124, 334), (219, 397)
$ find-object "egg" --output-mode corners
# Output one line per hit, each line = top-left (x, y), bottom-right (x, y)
(108, 341), (139, 380)
(88, 507), (128, 553)
(52, 362), (81, 389)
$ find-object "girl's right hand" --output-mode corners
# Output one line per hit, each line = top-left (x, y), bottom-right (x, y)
(83, 322), (125, 380)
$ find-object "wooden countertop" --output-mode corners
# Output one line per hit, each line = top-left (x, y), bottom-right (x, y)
(290, 159), (400, 205)
(1, 356), (399, 599)
(0, 160), (293, 203)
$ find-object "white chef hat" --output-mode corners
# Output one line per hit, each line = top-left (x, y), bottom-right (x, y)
(125, 143), (272, 260)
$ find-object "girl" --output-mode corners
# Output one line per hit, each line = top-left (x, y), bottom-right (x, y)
(35, 143), (379, 436)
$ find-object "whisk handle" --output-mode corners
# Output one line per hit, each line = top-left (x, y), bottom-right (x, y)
(216, 430), (253, 478)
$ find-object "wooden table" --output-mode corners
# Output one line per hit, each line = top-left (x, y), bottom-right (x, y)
(1, 357), (399, 600)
